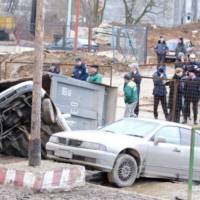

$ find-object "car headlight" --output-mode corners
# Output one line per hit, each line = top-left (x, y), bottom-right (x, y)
(49, 136), (59, 144)
(81, 141), (107, 151)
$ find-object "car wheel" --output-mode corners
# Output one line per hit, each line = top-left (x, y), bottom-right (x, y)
(107, 154), (138, 187)
(42, 98), (56, 124)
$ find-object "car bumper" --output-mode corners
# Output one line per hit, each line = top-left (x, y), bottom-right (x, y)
(166, 54), (176, 60)
(46, 142), (116, 172)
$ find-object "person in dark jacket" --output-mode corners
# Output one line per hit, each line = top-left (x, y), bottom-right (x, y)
(175, 52), (186, 69)
(186, 53), (200, 77)
(153, 66), (168, 120)
(183, 68), (200, 124)
(128, 63), (142, 117)
(72, 58), (88, 81)
(49, 63), (60, 74)
(123, 74), (138, 118)
(168, 68), (183, 123)
(175, 37), (186, 59)
(155, 36), (168, 68)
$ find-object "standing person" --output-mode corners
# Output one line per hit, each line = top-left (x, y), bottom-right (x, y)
(175, 37), (186, 59)
(49, 63), (60, 74)
(153, 66), (168, 120)
(175, 52), (185, 69)
(183, 68), (200, 125)
(128, 63), (142, 117)
(187, 53), (200, 77)
(168, 68), (183, 123)
(155, 36), (168, 68)
(72, 57), (88, 81)
(87, 65), (103, 84)
(123, 74), (138, 118)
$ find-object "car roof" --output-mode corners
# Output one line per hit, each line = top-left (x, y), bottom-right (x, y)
(166, 39), (190, 43)
(122, 117), (191, 129)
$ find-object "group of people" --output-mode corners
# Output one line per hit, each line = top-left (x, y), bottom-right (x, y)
(155, 36), (186, 66)
(72, 58), (103, 84)
(153, 36), (200, 124)
(49, 57), (103, 84)
(124, 36), (200, 125)
(48, 38), (200, 125)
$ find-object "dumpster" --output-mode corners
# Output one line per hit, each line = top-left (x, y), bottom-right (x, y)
(43, 73), (118, 130)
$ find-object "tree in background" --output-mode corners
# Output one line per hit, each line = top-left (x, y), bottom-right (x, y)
(122, 0), (164, 25)
(81, 0), (107, 27)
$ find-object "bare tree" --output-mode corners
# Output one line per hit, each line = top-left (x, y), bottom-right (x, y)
(81, 0), (107, 27)
(81, 0), (106, 51)
(123, 0), (163, 25)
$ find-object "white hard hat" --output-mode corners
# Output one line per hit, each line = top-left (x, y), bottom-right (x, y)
(129, 62), (139, 69)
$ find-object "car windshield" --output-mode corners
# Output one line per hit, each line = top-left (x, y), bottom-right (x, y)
(101, 119), (159, 138)
(166, 41), (177, 51)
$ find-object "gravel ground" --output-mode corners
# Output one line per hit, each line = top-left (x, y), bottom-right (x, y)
(0, 184), (162, 200)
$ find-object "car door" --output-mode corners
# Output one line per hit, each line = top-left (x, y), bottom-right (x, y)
(180, 128), (200, 181)
(144, 126), (184, 179)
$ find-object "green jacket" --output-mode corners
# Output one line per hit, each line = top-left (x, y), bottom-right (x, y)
(124, 81), (138, 104)
(88, 73), (102, 84)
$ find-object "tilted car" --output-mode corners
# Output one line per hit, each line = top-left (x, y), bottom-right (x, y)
(46, 118), (200, 187)
(0, 81), (70, 157)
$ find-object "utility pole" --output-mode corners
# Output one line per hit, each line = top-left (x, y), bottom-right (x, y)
(63, 0), (72, 48)
(73, 0), (81, 54)
(29, 0), (44, 166)
(66, 0), (72, 39)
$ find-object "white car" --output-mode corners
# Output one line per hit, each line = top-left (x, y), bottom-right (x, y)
(46, 118), (200, 187)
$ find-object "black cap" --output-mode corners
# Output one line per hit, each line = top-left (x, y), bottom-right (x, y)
(124, 74), (131, 80)
(75, 57), (82, 62)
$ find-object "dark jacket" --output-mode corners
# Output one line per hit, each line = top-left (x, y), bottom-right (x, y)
(153, 71), (167, 96)
(128, 71), (142, 93)
(175, 43), (186, 57)
(72, 63), (88, 81)
(183, 77), (200, 101)
(155, 42), (168, 55)
(168, 74), (183, 109)
(186, 61), (200, 77)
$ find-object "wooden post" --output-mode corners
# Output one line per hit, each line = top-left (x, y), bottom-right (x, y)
(29, 0), (44, 166)
(172, 80), (178, 122)
(73, 0), (80, 54)
(88, 26), (92, 52)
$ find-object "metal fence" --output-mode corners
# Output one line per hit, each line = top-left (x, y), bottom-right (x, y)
(112, 25), (148, 65)
(136, 76), (200, 126)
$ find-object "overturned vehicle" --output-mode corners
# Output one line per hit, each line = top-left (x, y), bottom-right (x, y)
(0, 80), (70, 157)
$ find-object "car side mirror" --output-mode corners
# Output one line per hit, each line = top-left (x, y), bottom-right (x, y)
(154, 136), (166, 145)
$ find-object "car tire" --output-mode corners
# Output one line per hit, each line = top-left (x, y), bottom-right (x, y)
(107, 154), (138, 187)
(42, 98), (56, 124)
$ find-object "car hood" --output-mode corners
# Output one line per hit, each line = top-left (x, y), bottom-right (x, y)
(52, 130), (146, 153)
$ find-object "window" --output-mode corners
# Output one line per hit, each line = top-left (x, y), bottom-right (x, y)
(155, 126), (180, 145)
(180, 128), (191, 146)
(101, 119), (159, 138)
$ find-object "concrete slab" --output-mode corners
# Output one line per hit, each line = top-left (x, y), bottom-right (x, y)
(0, 155), (85, 192)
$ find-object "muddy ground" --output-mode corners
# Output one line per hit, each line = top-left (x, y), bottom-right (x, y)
(0, 152), (200, 200)
(0, 184), (163, 200)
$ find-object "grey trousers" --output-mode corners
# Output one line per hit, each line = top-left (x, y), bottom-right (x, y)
(124, 102), (137, 118)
